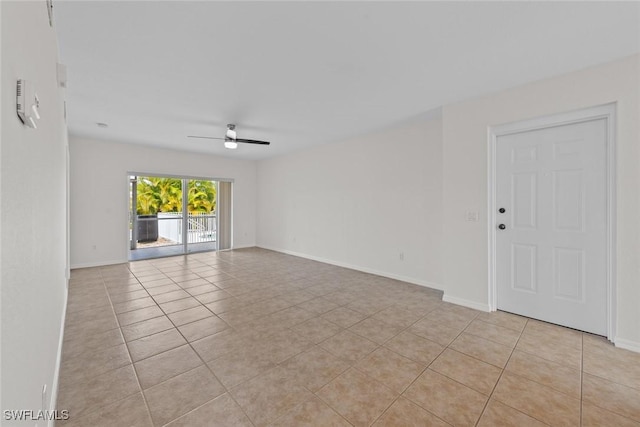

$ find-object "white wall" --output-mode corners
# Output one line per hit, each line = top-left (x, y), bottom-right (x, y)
(257, 114), (444, 288)
(69, 137), (258, 268)
(442, 55), (640, 349)
(1, 1), (69, 421)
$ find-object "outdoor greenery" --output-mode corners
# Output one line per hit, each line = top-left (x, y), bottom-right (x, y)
(135, 177), (216, 215)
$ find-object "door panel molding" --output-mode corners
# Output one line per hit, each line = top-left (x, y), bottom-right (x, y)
(488, 103), (616, 340)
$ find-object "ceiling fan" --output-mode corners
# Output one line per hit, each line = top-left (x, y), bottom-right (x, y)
(188, 124), (270, 149)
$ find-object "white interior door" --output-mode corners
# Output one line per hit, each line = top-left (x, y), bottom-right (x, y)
(496, 118), (608, 335)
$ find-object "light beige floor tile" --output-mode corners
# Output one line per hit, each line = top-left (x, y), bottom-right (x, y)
(127, 328), (186, 362)
(373, 396), (449, 427)
(582, 402), (640, 427)
(62, 250), (640, 427)
(109, 289), (150, 304)
(167, 305), (213, 326)
(194, 289), (232, 304)
(408, 319), (463, 346)
(263, 306), (316, 329)
(430, 348), (501, 395)
(492, 372), (581, 426)
(271, 396), (351, 427)
(348, 317), (402, 345)
(135, 344), (203, 389)
(279, 346), (350, 392)
(145, 283), (182, 296)
(106, 283), (144, 295)
(317, 368), (397, 427)
(186, 283), (220, 296)
(372, 306), (423, 329)
(59, 343), (131, 385)
(583, 334), (640, 390)
(449, 332), (513, 368)
(176, 277), (209, 288)
(139, 277), (174, 288)
(254, 329), (314, 364)
(506, 349), (581, 398)
(205, 297), (249, 314)
(523, 320), (582, 349)
(477, 399), (547, 427)
(425, 307), (477, 329)
(62, 327), (124, 359)
(297, 297), (340, 314)
(465, 319), (521, 347)
(191, 329), (248, 362)
(383, 331), (444, 365)
(159, 297), (200, 314)
(117, 305), (165, 327)
(113, 297), (157, 314)
(120, 315), (173, 342)
(165, 393), (253, 427)
(292, 317), (343, 343)
(144, 365), (225, 426)
(516, 332), (582, 370)
(403, 369), (487, 427)
(582, 373), (640, 422)
(319, 330), (378, 363)
(153, 289), (191, 304)
(321, 307), (367, 328)
(230, 366), (314, 427)
(59, 392), (152, 427)
(57, 364), (140, 419)
(207, 348), (275, 388)
(347, 298), (390, 316)
(475, 310), (528, 332)
(355, 347), (425, 393)
(177, 316), (228, 342)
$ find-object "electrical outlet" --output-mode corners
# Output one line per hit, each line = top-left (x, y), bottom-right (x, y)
(399, 252), (405, 261)
(465, 210), (480, 222)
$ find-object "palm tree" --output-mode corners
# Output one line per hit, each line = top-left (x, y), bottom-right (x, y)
(136, 177), (216, 214)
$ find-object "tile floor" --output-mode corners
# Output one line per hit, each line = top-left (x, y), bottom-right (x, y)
(57, 248), (640, 426)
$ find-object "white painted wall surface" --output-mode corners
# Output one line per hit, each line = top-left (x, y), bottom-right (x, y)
(69, 138), (258, 268)
(257, 115), (444, 288)
(1, 1), (69, 420)
(442, 55), (640, 349)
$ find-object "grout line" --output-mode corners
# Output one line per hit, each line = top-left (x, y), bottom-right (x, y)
(101, 267), (155, 426)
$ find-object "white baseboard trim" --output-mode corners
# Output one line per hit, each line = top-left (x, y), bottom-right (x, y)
(49, 283), (68, 425)
(70, 258), (127, 269)
(442, 293), (491, 312)
(256, 245), (443, 292)
(614, 337), (640, 353)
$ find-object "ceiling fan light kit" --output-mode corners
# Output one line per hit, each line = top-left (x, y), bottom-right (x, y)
(188, 123), (271, 149)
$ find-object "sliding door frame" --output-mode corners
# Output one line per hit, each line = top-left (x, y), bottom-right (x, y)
(127, 171), (234, 260)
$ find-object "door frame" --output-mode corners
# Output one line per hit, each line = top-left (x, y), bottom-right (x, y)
(126, 171), (234, 260)
(487, 103), (617, 340)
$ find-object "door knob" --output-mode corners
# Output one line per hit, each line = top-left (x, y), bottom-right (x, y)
(498, 224), (506, 230)
(499, 208), (506, 213)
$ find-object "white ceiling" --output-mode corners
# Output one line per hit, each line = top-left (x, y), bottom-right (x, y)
(55, 1), (640, 160)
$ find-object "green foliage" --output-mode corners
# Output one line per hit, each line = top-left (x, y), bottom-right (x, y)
(135, 177), (216, 215)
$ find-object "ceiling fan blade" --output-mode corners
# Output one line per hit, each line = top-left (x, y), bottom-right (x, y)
(187, 135), (225, 140)
(235, 138), (271, 145)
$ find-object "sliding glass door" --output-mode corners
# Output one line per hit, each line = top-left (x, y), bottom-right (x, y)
(129, 174), (229, 261)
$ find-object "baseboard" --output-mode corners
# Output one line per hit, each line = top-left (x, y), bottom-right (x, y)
(614, 337), (640, 354)
(442, 293), (491, 312)
(70, 258), (127, 269)
(256, 245), (443, 292)
(49, 282), (68, 425)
